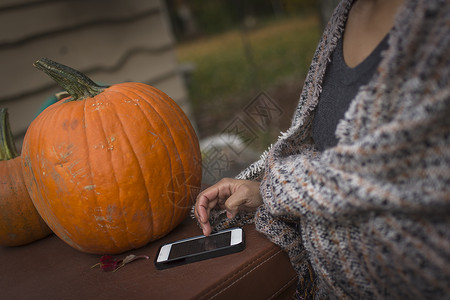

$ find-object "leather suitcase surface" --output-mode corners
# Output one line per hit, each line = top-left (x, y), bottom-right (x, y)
(0, 217), (297, 300)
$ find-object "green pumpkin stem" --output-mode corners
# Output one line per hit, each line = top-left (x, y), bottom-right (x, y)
(0, 108), (19, 161)
(33, 58), (107, 102)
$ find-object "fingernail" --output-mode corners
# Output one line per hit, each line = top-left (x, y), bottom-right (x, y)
(226, 211), (232, 219)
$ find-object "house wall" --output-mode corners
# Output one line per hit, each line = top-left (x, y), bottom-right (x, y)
(0, 0), (192, 151)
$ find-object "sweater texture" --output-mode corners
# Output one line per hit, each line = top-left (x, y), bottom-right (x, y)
(198, 0), (450, 298)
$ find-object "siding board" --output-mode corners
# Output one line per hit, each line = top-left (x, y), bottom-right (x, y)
(84, 51), (178, 89)
(1, 11), (174, 100)
(0, 0), (43, 10)
(0, 0), (160, 45)
(0, 0), (193, 148)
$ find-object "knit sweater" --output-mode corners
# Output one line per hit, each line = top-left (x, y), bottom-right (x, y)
(200, 0), (450, 298)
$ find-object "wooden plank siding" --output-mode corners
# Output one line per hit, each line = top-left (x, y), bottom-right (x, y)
(0, 0), (193, 150)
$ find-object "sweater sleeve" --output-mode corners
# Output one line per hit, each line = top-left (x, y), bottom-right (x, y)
(258, 75), (450, 299)
(261, 94), (450, 221)
(256, 0), (450, 298)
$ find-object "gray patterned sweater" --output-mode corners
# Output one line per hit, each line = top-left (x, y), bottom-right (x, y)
(203, 0), (450, 298)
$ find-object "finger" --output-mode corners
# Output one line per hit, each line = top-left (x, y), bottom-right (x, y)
(224, 181), (262, 218)
(195, 186), (216, 219)
(194, 211), (212, 236)
(200, 179), (234, 204)
(201, 222), (212, 236)
(224, 191), (246, 219)
(194, 178), (242, 231)
(195, 196), (213, 236)
(196, 194), (214, 224)
(195, 179), (236, 220)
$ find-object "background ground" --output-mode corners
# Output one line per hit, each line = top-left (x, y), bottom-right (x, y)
(175, 12), (321, 181)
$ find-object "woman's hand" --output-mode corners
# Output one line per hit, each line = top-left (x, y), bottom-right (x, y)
(194, 178), (262, 236)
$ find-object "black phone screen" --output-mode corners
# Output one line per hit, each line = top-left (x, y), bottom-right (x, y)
(168, 231), (232, 260)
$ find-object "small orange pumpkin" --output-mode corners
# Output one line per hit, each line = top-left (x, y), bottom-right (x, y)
(22, 58), (202, 254)
(0, 108), (52, 246)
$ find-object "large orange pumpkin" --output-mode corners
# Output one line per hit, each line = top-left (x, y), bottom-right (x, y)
(22, 58), (202, 254)
(0, 108), (52, 246)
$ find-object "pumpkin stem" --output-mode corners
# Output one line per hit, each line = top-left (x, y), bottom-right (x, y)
(33, 58), (107, 102)
(0, 108), (19, 161)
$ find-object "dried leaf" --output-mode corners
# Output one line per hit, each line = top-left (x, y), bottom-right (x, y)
(91, 254), (149, 272)
(114, 255), (149, 272)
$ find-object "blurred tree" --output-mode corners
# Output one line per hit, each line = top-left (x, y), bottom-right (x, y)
(165, 0), (319, 41)
(281, 0), (319, 15)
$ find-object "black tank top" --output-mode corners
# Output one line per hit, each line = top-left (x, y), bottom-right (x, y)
(312, 34), (389, 151)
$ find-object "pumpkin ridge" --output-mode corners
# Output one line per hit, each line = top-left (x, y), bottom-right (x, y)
(104, 90), (156, 247)
(147, 84), (199, 153)
(49, 104), (79, 237)
(88, 93), (126, 251)
(144, 88), (201, 222)
(140, 84), (198, 157)
(48, 97), (118, 252)
(114, 85), (187, 230)
(28, 103), (63, 231)
(138, 88), (192, 223)
(134, 83), (199, 157)
(134, 84), (199, 210)
(50, 98), (96, 251)
(23, 101), (82, 247)
(140, 83), (199, 168)
(102, 89), (167, 240)
(0, 108), (52, 247)
(108, 86), (179, 234)
(44, 94), (120, 252)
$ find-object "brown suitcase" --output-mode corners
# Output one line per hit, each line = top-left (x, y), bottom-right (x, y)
(0, 217), (297, 299)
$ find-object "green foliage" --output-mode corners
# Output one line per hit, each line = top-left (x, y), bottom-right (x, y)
(281, 0), (319, 14)
(178, 14), (320, 107)
(188, 1), (236, 35)
(176, 13), (321, 143)
(168, 0), (319, 38)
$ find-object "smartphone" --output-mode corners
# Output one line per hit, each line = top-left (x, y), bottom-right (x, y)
(154, 227), (245, 269)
